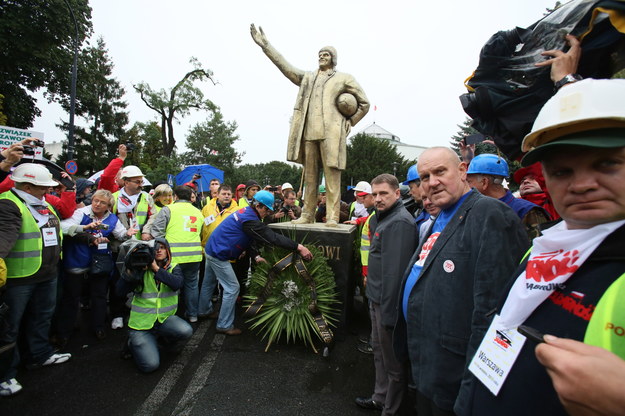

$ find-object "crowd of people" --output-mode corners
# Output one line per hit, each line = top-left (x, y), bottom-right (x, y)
(1, 36), (625, 416)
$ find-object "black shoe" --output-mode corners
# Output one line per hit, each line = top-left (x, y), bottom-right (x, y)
(357, 343), (374, 355)
(358, 334), (370, 344)
(355, 396), (383, 410)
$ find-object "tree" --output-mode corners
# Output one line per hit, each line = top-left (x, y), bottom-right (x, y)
(228, 161), (302, 190)
(343, 133), (414, 189)
(121, 121), (164, 173)
(182, 110), (243, 179)
(134, 58), (217, 157)
(0, 94), (7, 126)
(143, 153), (183, 187)
(0, 0), (92, 128)
(55, 38), (128, 174)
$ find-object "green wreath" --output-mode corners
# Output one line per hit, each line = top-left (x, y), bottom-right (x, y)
(243, 244), (339, 352)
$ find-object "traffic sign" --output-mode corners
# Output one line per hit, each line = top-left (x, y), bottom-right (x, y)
(65, 160), (78, 175)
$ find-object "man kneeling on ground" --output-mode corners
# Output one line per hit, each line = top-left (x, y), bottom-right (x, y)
(117, 238), (192, 373)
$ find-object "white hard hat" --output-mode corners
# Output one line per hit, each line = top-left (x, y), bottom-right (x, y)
(11, 163), (58, 187)
(281, 182), (293, 191)
(353, 181), (372, 194)
(522, 78), (625, 153)
(121, 165), (144, 179)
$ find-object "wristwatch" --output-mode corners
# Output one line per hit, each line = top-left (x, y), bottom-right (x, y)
(554, 74), (583, 90)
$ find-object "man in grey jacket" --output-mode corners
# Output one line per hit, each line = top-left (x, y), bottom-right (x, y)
(355, 174), (418, 414)
(393, 147), (529, 415)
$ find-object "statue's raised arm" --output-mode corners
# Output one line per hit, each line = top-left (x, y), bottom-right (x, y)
(250, 23), (304, 86)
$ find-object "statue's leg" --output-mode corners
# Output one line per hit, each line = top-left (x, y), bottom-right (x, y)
(320, 150), (341, 227)
(292, 140), (319, 224)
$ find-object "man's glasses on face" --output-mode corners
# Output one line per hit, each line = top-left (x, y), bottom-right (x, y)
(125, 179), (143, 185)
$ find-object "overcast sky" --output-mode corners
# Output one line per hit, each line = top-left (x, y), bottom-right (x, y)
(32, 0), (556, 165)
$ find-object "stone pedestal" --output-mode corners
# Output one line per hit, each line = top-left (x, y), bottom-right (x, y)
(269, 222), (358, 330)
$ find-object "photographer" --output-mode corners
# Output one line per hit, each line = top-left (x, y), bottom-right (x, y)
(116, 238), (192, 373)
(98, 144), (128, 193)
(56, 190), (136, 344)
(266, 189), (301, 223)
(0, 139), (35, 182)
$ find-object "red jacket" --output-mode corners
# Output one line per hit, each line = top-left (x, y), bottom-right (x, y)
(98, 157), (123, 192)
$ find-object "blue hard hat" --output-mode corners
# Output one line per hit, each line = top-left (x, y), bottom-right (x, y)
(467, 154), (509, 177)
(402, 164), (419, 185)
(253, 190), (275, 211)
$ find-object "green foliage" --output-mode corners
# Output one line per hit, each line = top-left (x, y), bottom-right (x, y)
(121, 121), (164, 172)
(181, 109), (243, 179)
(55, 38), (128, 174)
(0, 0), (92, 128)
(0, 94), (7, 126)
(143, 153), (183, 186)
(228, 161), (302, 190)
(134, 58), (217, 157)
(244, 245), (339, 352)
(343, 133), (414, 188)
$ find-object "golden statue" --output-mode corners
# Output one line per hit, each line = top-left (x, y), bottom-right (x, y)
(250, 24), (370, 226)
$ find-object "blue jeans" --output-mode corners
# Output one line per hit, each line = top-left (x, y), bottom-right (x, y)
(128, 315), (193, 373)
(0, 276), (58, 381)
(202, 255), (240, 330)
(178, 261), (201, 319)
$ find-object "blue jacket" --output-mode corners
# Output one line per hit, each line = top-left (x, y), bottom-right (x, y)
(499, 190), (548, 220)
(206, 207), (259, 261)
(64, 212), (119, 269)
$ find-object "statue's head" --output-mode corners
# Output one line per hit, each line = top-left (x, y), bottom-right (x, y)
(318, 46), (337, 69)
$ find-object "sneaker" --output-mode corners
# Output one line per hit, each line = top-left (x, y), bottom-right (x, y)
(42, 353), (71, 366)
(0, 378), (22, 397)
(111, 317), (124, 329)
(357, 343), (374, 355)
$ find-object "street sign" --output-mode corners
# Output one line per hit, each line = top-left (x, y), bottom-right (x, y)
(65, 159), (78, 175)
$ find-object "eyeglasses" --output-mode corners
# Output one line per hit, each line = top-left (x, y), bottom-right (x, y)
(125, 179), (143, 185)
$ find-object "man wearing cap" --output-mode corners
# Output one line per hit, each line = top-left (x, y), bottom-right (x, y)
(202, 190), (312, 335)
(112, 165), (156, 241)
(459, 77), (625, 415)
(238, 180), (260, 208)
(150, 186), (204, 323)
(467, 153), (550, 240)
(250, 24), (369, 227)
(402, 164), (429, 230)
(280, 182), (300, 207)
(348, 181), (371, 221)
(0, 164), (71, 396)
(393, 147), (529, 416)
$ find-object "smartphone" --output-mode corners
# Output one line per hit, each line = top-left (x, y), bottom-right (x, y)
(518, 325), (545, 344)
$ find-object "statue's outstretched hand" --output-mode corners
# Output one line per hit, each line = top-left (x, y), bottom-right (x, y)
(250, 24), (268, 48)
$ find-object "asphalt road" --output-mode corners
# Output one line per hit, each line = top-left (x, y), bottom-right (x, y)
(0, 301), (406, 416)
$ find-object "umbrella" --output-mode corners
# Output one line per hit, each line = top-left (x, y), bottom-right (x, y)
(88, 170), (152, 186)
(175, 164), (224, 195)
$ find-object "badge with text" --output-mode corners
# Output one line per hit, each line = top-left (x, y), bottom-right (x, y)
(468, 314), (527, 395)
(204, 215), (216, 226)
(42, 227), (58, 247)
(98, 243), (108, 251)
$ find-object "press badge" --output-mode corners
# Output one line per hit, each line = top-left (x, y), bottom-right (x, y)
(468, 314), (527, 395)
(98, 243), (108, 250)
(204, 215), (216, 225)
(42, 227), (58, 247)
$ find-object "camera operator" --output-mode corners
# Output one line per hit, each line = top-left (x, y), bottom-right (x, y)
(0, 139), (35, 182)
(266, 189), (301, 223)
(116, 238), (192, 373)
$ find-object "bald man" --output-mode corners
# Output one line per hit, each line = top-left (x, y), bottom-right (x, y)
(393, 147), (529, 415)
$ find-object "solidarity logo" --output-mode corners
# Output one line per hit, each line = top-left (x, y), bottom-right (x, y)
(526, 249), (580, 283)
(183, 216), (198, 233)
(416, 232), (440, 267)
(494, 330), (512, 349)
